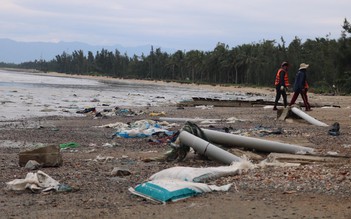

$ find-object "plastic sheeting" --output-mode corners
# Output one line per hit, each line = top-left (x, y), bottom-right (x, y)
(112, 120), (174, 138)
(129, 179), (231, 203)
(129, 160), (252, 203)
(6, 171), (60, 192)
(149, 161), (253, 183)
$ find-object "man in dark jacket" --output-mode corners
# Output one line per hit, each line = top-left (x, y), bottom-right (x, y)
(288, 63), (312, 111)
(273, 62), (290, 110)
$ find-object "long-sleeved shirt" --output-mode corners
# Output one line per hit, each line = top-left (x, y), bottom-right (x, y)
(293, 69), (307, 92)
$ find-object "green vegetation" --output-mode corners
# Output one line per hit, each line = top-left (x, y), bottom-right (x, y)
(2, 19), (351, 94)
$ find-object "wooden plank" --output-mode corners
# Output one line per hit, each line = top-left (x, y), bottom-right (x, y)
(179, 97), (337, 108)
(266, 153), (349, 164)
(178, 97), (278, 107)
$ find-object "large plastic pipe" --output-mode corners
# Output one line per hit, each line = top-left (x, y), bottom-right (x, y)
(291, 107), (328, 127)
(179, 131), (242, 164)
(202, 129), (315, 154)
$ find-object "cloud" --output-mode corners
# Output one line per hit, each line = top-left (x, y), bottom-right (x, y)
(1, 0), (350, 51)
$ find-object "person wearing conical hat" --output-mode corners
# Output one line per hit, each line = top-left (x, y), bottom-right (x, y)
(288, 63), (312, 111)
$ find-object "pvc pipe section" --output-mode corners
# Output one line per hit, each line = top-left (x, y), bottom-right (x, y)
(291, 107), (328, 127)
(179, 131), (242, 164)
(202, 129), (315, 154)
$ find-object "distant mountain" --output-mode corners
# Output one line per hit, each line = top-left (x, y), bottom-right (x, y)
(0, 38), (176, 64)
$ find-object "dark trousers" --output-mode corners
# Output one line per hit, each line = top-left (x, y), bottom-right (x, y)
(274, 86), (287, 107)
(289, 90), (311, 110)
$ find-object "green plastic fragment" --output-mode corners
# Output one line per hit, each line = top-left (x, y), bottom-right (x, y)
(59, 142), (79, 149)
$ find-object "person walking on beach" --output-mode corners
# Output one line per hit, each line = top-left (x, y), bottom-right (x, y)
(273, 62), (290, 110)
(288, 63), (312, 111)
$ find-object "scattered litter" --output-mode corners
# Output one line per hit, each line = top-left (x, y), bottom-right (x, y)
(226, 117), (246, 123)
(327, 151), (338, 156)
(228, 148), (263, 161)
(328, 122), (340, 136)
(149, 111), (166, 116)
(227, 125), (283, 137)
(129, 158), (253, 203)
(258, 160), (301, 168)
(111, 167), (132, 177)
(76, 107), (96, 114)
(129, 179), (232, 204)
(195, 105), (214, 110)
(283, 190), (297, 194)
(24, 160), (42, 170)
(149, 161), (253, 183)
(102, 142), (120, 147)
(159, 117), (245, 124)
(115, 108), (143, 117)
(60, 142), (80, 149)
(6, 170), (72, 193)
(113, 120), (174, 138)
(93, 155), (114, 163)
(97, 122), (129, 129)
(85, 149), (96, 153)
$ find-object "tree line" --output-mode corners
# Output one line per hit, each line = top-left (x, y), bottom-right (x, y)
(3, 19), (351, 94)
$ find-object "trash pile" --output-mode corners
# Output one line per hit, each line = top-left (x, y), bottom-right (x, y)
(112, 120), (174, 138)
(5, 103), (347, 205)
(76, 106), (145, 118)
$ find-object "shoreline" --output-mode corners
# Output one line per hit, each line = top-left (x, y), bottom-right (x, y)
(32, 71), (351, 108)
(34, 71), (276, 95)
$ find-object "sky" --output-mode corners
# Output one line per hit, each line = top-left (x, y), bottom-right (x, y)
(1, 0), (350, 51)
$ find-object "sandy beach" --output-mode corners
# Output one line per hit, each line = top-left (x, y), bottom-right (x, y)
(1, 71), (351, 218)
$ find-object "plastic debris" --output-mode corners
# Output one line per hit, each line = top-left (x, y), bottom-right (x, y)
(6, 171), (71, 193)
(76, 107), (96, 114)
(111, 167), (132, 177)
(129, 160), (253, 203)
(129, 179), (232, 204)
(60, 142), (80, 149)
(113, 120), (173, 138)
(328, 122), (340, 136)
(24, 160), (41, 170)
(149, 161), (253, 183)
(149, 112), (166, 116)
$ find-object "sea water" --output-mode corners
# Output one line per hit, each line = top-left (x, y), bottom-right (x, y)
(0, 70), (224, 121)
(0, 70), (272, 121)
